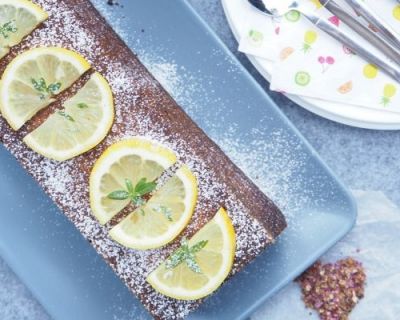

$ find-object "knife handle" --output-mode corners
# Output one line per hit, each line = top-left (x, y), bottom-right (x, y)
(342, 0), (400, 52)
(299, 8), (400, 83)
(324, 0), (400, 65)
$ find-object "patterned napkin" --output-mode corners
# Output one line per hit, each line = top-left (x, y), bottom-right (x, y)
(239, 0), (400, 113)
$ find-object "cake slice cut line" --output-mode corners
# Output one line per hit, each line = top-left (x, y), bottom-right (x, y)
(23, 72), (115, 161)
(147, 207), (236, 300)
(0, 47), (91, 130)
(109, 164), (198, 250)
(18, 69), (95, 135)
(104, 161), (182, 228)
(0, 0), (287, 318)
(89, 137), (178, 225)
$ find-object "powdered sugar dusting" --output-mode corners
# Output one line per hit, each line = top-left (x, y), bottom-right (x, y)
(25, 1), (99, 58)
(0, 1), (288, 319)
(141, 56), (311, 224)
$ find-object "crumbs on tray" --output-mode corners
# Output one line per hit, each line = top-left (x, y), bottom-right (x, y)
(297, 257), (366, 320)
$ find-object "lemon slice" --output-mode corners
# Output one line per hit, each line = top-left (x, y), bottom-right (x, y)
(23, 72), (114, 161)
(90, 138), (177, 225)
(109, 165), (198, 250)
(0, 47), (91, 130)
(0, 0), (48, 59)
(147, 208), (236, 300)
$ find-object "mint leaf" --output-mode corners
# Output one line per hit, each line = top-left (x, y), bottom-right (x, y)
(165, 248), (186, 269)
(134, 178), (157, 196)
(31, 78), (47, 99)
(107, 190), (130, 200)
(165, 238), (207, 274)
(31, 77), (62, 100)
(57, 111), (75, 122)
(48, 82), (61, 94)
(190, 240), (208, 254)
(77, 103), (89, 109)
(166, 239), (189, 269)
(31, 78), (46, 92)
(107, 177), (157, 210)
(185, 252), (202, 273)
(0, 20), (17, 39)
(125, 178), (134, 194)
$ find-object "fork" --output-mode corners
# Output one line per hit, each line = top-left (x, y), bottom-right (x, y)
(248, 0), (400, 82)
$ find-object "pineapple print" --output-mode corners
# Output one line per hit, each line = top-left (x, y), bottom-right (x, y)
(302, 30), (318, 53)
(381, 84), (397, 106)
(310, 0), (322, 9)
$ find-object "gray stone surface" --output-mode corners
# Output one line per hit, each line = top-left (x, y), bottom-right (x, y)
(187, 0), (400, 207)
(1, 0), (398, 319)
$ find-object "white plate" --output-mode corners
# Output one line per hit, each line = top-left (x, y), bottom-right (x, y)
(221, 0), (400, 130)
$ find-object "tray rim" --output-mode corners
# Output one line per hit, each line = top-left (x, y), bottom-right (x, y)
(182, 3), (357, 319)
(0, 1), (358, 319)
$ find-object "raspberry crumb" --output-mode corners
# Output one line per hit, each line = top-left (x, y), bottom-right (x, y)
(297, 257), (366, 320)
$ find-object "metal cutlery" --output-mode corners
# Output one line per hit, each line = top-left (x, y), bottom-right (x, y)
(323, 0), (400, 64)
(247, 0), (400, 82)
(341, 0), (400, 51)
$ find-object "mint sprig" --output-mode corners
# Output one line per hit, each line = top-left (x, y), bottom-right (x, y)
(0, 20), (17, 39)
(57, 111), (75, 122)
(31, 77), (62, 100)
(77, 103), (89, 109)
(165, 238), (208, 274)
(107, 178), (157, 207)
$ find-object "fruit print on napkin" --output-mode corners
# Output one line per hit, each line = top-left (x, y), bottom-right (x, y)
(238, 4), (279, 61)
(238, 0), (400, 113)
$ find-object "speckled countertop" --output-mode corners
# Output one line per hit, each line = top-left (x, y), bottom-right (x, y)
(1, 0), (399, 319)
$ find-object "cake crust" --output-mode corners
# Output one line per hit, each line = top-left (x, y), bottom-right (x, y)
(0, 0), (287, 318)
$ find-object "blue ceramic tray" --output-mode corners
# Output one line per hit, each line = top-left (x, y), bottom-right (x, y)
(0, 0), (357, 319)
